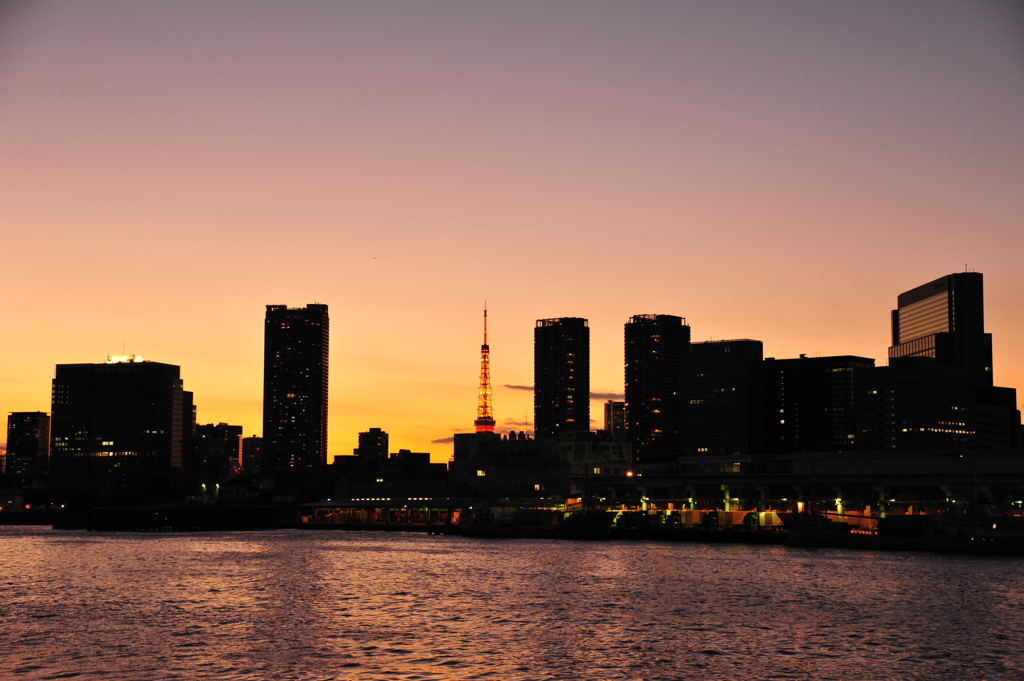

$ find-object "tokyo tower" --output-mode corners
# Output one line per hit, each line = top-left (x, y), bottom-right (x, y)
(474, 306), (496, 433)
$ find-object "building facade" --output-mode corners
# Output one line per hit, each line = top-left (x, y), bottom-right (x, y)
(859, 272), (1018, 451)
(603, 401), (625, 439)
(241, 436), (264, 475)
(50, 356), (185, 496)
(889, 271), (992, 382)
(624, 314), (689, 460)
(355, 427), (389, 460)
(448, 430), (568, 498)
(763, 355), (875, 455)
(263, 304), (329, 471)
(685, 339), (764, 457)
(187, 422), (243, 491)
(534, 318), (590, 440)
(5, 412), (50, 477)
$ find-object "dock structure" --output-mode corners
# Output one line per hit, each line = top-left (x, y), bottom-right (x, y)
(297, 497), (476, 534)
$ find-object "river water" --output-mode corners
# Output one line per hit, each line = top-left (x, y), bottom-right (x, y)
(1, 527), (1022, 680)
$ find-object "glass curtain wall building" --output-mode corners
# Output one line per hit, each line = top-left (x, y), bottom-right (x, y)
(889, 272), (992, 383)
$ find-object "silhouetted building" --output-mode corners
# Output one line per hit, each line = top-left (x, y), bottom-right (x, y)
(857, 272), (1018, 451)
(763, 355), (875, 455)
(557, 430), (634, 500)
(241, 436), (264, 475)
(181, 390), (195, 464)
(263, 304), (329, 471)
(6, 412), (50, 477)
(534, 318), (590, 439)
(625, 314), (689, 459)
(355, 428), (389, 459)
(449, 431), (568, 497)
(603, 401), (625, 439)
(685, 340), (764, 456)
(50, 356), (185, 497)
(381, 449), (447, 481)
(857, 365), (1019, 450)
(889, 272), (992, 383)
(187, 422), (243, 491)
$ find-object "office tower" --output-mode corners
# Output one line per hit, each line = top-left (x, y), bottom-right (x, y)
(263, 304), (329, 471)
(603, 401), (625, 439)
(354, 428), (389, 459)
(475, 308), (496, 433)
(6, 412), (50, 477)
(685, 339), (764, 456)
(763, 355), (875, 455)
(889, 272), (992, 382)
(856, 271), (1019, 451)
(624, 314), (689, 459)
(50, 356), (185, 494)
(534, 318), (590, 440)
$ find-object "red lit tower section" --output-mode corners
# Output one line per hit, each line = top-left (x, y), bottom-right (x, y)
(475, 307), (496, 433)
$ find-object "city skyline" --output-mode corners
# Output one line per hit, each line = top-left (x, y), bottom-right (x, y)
(1, 3), (1022, 461)
(2, 270), (1024, 462)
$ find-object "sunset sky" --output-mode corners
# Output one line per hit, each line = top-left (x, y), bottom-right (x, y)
(2, 1), (1022, 462)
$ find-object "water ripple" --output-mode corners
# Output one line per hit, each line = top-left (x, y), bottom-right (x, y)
(1, 527), (1023, 679)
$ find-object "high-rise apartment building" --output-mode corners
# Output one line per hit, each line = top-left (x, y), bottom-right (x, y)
(624, 314), (689, 460)
(263, 304), (329, 471)
(889, 271), (992, 382)
(5, 412), (50, 477)
(50, 356), (185, 494)
(534, 318), (590, 440)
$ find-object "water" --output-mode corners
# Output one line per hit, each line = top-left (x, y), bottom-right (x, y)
(1, 527), (1022, 680)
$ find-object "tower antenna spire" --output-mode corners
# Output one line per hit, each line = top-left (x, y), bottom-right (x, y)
(474, 303), (496, 433)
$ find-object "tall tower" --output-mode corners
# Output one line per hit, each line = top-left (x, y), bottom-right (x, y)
(624, 314), (689, 460)
(534, 317), (590, 440)
(475, 307), (496, 432)
(263, 304), (329, 471)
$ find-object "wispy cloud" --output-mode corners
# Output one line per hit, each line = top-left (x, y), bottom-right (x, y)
(505, 385), (622, 401)
(501, 419), (530, 427)
(431, 436), (455, 444)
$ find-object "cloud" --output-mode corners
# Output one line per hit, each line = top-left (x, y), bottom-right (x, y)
(501, 419), (530, 427)
(431, 436), (455, 444)
(505, 384), (623, 401)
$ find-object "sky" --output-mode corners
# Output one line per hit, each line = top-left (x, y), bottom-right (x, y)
(1, 1), (1022, 463)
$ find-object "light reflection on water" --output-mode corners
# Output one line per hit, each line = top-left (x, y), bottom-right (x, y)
(1, 527), (1023, 680)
